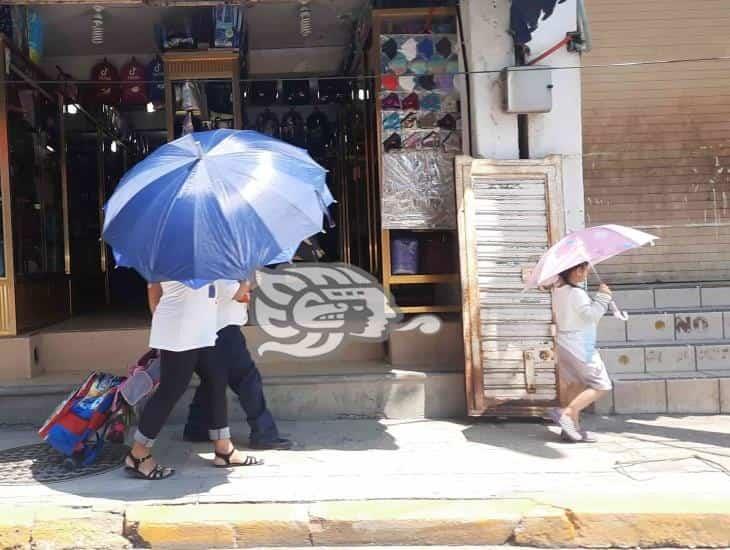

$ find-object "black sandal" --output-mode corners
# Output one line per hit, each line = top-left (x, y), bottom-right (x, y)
(125, 452), (175, 480)
(214, 448), (264, 468)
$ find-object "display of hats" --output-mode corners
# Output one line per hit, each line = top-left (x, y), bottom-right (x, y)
(416, 37), (434, 59)
(401, 92), (420, 110)
(401, 37), (418, 61)
(381, 53), (392, 74)
(421, 131), (440, 149)
(283, 79), (311, 105)
(383, 132), (402, 152)
(383, 112), (401, 132)
(401, 112), (418, 129)
(388, 52), (409, 75)
(436, 36), (455, 58)
(417, 112), (437, 129)
(120, 57), (147, 105)
(442, 131), (462, 153)
(416, 75), (437, 91)
(436, 73), (455, 91)
(381, 74), (399, 91)
(398, 76), (416, 92)
(381, 36), (398, 60)
(381, 92), (401, 110)
(89, 58), (120, 105)
(438, 113), (457, 131)
(428, 54), (447, 75)
(281, 109), (306, 147)
(402, 132), (422, 150)
(446, 54), (459, 74)
(421, 93), (441, 112)
(408, 55), (428, 75)
(441, 94), (459, 112)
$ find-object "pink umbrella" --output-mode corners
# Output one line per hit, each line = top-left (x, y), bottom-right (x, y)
(524, 224), (658, 290)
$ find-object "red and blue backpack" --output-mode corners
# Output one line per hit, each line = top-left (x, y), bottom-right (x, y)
(38, 372), (126, 466)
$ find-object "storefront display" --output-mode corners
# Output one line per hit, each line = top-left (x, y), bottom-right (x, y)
(371, 7), (463, 314)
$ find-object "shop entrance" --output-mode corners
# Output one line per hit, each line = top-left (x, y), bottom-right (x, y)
(0, 2), (380, 333)
(0, 2), (466, 340)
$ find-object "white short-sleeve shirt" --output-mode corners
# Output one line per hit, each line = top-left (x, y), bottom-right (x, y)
(149, 282), (219, 352)
(215, 280), (248, 331)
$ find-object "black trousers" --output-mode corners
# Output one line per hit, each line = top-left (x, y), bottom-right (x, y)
(186, 326), (279, 443)
(137, 347), (229, 443)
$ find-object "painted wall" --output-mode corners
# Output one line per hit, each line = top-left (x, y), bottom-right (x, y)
(460, 0), (584, 232)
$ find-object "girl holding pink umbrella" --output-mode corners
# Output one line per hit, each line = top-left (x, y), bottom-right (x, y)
(525, 225), (658, 442)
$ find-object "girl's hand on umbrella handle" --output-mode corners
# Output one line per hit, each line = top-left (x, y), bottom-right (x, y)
(598, 283), (612, 296)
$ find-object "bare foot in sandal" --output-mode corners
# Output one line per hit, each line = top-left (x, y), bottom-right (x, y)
(125, 449), (175, 480)
(213, 441), (264, 468)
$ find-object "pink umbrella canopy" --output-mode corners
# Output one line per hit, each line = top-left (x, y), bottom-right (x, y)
(524, 224), (658, 289)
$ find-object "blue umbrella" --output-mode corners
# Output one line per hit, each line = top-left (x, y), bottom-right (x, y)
(102, 129), (334, 287)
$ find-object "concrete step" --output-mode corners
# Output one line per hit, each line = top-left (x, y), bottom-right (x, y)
(0, 363), (465, 426)
(595, 371), (730, 415)
(600, 341), (730, 376)
(599, 310), (730, 345)
(609, 283), (730, 311)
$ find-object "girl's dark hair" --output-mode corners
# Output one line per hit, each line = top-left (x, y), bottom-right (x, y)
(559, 261), (589, 282)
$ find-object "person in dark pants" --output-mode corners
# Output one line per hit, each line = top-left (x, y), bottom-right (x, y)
(183, 324), (288, 449)
(182, 239), (324, 449)
(183, 280), (291, 450)
(126, 281), (264, 481)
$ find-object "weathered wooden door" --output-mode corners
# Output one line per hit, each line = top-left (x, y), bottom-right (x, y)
(455, 156), (565, 416)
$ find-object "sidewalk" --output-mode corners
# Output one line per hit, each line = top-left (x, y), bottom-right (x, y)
(1, 415), (729, 548)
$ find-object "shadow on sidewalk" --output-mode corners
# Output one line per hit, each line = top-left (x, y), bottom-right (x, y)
(596, 415), (730, 456)
(460, 418), (568, 459)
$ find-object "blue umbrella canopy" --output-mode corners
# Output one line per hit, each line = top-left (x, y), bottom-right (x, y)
(102, 129), (334, 287)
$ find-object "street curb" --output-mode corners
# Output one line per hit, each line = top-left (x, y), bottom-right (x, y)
(2, 497), (730, 549)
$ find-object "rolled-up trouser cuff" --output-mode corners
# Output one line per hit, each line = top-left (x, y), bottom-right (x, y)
(209, 427), (231, 441)
(134, 429), (156, 448)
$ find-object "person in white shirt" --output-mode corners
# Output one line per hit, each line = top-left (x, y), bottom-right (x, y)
(124, 281), (263, 480)
(549, 262), (613, 443)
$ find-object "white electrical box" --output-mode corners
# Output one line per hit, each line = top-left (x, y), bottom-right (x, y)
(503, 66), (553, 114)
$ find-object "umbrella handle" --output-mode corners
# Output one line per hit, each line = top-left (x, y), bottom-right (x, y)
(590, 263), (629, 321)
(609, 300), (629, 321)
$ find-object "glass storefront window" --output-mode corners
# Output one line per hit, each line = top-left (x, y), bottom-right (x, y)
(8, 81), (64, 276)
